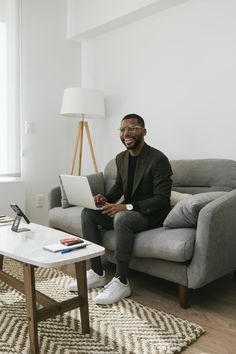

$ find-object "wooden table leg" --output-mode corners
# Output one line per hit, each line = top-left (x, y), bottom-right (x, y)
(23, 263), (39, 354)
(75, 261), (90, 334)
(0, 255), (3, 270)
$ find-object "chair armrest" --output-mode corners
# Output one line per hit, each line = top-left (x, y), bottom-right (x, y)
(188, 189), (236, 289)
(48, 186), (61, 209)
(87, 172), (105, 196)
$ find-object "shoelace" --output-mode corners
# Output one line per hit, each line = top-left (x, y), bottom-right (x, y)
(103, 278), (120, 294)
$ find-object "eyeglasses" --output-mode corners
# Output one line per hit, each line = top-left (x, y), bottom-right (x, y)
(118, 125), (144, 133)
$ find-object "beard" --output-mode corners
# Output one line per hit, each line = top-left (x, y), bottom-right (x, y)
(120, 135), (143, 150)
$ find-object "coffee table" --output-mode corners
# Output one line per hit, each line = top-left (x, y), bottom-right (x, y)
(0, 223), (105, 354)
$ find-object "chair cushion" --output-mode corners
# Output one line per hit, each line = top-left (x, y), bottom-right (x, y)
(170, 191), (192, 207)
(48, 206), (83, 236)
(164, 191), (226, 228)
(101, 227), (196, 262)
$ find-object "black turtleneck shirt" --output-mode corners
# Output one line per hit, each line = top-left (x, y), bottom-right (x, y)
(126, 154), (139, 204)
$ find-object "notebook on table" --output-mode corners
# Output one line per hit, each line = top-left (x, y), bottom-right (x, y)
(60, 175), (102, 210)
(43, 241), (87, 253)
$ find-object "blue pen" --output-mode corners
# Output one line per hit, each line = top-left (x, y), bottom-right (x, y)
(61, 244), (86, 254)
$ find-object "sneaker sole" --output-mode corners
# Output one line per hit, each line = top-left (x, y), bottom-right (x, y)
(95, 290), (132, 305)
(88, 281), (106, 289)
(68, 280), (106, 292)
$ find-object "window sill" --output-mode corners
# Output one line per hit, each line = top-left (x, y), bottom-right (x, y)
(0, 177), (24, 183)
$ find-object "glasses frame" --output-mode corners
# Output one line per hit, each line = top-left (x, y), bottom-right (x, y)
(118, 125), (144, 133)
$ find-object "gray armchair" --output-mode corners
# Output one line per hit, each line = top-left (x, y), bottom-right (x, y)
(48, 158), (236, 308)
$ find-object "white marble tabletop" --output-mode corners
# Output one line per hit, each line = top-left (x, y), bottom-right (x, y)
(0, 223), (105, 267)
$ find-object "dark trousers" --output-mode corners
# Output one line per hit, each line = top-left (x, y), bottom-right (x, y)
(81, 208), (150, 266)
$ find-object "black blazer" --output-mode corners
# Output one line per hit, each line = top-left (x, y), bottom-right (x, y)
(105, 143), (173, 227)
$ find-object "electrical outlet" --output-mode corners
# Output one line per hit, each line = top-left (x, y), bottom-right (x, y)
(36, 194), (44, 208)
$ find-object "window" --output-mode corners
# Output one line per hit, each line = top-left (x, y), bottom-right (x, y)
(0, 0), (20, 176)
(0, 21), (7, 173)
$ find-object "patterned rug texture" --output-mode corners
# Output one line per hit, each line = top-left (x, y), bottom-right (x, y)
(0, 258), (205, 354)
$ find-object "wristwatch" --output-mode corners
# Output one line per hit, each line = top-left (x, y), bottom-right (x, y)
(126, 204), (133, 211)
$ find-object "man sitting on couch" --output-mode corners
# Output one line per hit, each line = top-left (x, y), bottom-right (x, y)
(68, 113), (173, 304)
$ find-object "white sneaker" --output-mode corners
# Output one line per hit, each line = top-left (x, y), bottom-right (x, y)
(94, 277), (131, 305)
(68, 269), (106, 292)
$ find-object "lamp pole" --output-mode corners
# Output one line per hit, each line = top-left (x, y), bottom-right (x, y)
(78, 114), (84, 175)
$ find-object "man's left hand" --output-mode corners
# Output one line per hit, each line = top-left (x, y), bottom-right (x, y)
(101, 203), (126, 217)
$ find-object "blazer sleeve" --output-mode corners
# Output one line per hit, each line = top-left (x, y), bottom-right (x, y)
(136, 155), (172, 216)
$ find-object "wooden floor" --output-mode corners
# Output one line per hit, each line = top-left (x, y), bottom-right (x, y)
(62, 261), (236, 354)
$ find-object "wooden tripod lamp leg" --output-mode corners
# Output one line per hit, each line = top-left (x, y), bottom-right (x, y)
(70, 122), (82, 175)
(78, 121), (84, 175)
(84, 121), (98, 173)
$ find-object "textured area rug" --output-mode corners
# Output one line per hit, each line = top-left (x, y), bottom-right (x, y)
(0, 258), (205, 354)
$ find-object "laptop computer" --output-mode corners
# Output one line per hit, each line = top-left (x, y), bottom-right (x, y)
(60, 175), (102, 210)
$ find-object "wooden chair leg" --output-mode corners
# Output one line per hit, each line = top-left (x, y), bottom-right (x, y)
(179, 284), (189, 309)
(0, 255), (3, 270)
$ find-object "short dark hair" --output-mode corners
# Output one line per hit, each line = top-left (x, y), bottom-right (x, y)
(122, 113), (145, 128)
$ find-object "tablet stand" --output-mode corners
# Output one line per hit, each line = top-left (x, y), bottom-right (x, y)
(11, 215), (30, 233)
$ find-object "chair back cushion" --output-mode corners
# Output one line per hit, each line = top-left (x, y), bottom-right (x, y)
(104, 158), (236, 194)
(171, 159), (236, 194)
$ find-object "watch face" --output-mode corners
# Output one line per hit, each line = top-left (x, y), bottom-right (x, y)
(126, 204), (133, 211)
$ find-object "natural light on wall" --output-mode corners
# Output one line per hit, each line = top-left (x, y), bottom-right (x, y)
(0, 0), (20, 176)
(0, 21), (7, 173)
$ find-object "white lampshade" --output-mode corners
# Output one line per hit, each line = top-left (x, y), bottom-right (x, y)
(60, 87), (105, 119)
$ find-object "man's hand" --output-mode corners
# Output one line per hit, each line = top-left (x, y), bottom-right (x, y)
(101, 203), (126, 217)
(94, 194), (107, 207)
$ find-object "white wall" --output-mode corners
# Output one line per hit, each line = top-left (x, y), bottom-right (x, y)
(21, 0), (81, 225)
(78, 0), (236, 172)
(20, 0), (236, 225)
(0, 0), (6, 21)
(0, 179), (25, 217)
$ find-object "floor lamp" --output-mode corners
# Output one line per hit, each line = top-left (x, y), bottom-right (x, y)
(60, 87), (105, 175)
